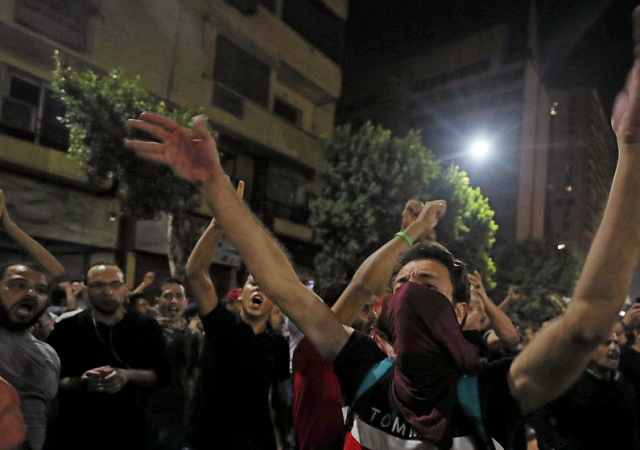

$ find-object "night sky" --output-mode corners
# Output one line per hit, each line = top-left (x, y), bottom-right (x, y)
(341, 0), (640, 297)
(343, 0), (636, 112)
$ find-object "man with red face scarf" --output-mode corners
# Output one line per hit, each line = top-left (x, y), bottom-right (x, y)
(125, 11), (640, 446)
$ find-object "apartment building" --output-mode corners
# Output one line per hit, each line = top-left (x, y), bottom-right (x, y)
(0, 0), (347, 288)
(544, 88), (616, 256)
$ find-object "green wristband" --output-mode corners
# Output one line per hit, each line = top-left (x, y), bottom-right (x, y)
(395, 231), (413, 248)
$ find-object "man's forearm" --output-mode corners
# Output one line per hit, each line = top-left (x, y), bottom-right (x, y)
(482, 295), (519, 348)
(124, 369), (158, 388)
(511, 153), (640, 414)
(59, 376), (83, 392)
(186, 224), (224, 316)
(185, 225), (224, 276)
(3, 219), (65, 277)
(199, 177), (349, 361)
(332, 220), (429, 325)
(497, 295), (512, 312)
(63, 286), (78, 311)
(570, 152), (640, 339)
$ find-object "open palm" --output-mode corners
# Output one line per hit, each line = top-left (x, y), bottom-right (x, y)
(125, 113), (223, 185)
(612, 8), (640, 145)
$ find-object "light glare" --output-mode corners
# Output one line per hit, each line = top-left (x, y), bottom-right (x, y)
(470, 139), (490, 158)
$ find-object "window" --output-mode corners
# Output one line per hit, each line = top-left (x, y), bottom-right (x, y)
(0, 68), (69, 151)
(14, 0), (98, 52)
(213, 35), (270, 108)
(212, 83), (244, 118)
(283, 0), (345, 63)
(270, 173), (297, 207)
(273, 97), (301, 125)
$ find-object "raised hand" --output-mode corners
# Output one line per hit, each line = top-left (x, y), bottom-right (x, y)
(125, 113), (224, 185)
(401, 200), (446, 232)
(623, 302), (640, 328)
(468, 270), (488, 301)
(612, 7), (640, 145)
(401, 200), (422, 230)
(416, 200), (446, 231)
(143, 271), (155, 286)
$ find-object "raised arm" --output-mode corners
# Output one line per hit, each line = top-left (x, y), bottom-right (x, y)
(498, 286), (520, 312)
(509, 14), (640, 415)
(469, 271), (519, 350)
(185, 218), (223, 316)
(126, 115), (349, 361)
(332, 199), (445, 325)
(59, 282), (78, 311)
(132, 271), (155, 294)
(0, 190), (65, 278)
(185, 182), (243, 317)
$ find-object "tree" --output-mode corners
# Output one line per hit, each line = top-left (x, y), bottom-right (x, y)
(310, 122), (498, 289)
(492, 238), (582, 330)
(52, 52), (205, 279)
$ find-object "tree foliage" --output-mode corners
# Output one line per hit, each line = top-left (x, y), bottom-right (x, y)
(52, 51), (205, 277)
(310, 122), (498, 289)
(52, 51), (200, 218)
(492, 238), (582, 330)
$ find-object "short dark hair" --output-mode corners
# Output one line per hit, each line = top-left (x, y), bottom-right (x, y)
(315, 280), (349, 309)
(394, 242), (469, 304)
(128, 292), (147, 308)
(0, 261), (48, 284)
(625, 325), (640, 345)
(160, 277), (184, 288)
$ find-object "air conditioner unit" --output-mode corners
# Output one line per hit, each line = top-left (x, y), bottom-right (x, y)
(0, 96), (36, 132)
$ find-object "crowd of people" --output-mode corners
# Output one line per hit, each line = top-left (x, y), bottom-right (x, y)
(4, 8), (640, 450)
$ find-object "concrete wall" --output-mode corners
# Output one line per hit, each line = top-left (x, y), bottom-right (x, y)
(0, 170), (118, 248)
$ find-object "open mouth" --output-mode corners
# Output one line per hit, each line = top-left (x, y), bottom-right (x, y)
(13, 299), (38, 319)
(251, 294), (263, 307)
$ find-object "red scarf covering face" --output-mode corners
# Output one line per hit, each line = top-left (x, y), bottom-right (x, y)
(376, 282), (480, 449)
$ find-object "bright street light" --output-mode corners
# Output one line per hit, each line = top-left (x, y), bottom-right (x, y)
(469, 139), (490, 159)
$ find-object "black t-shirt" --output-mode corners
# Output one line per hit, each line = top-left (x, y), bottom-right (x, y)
(187, 303), (290, 450)
(47, 308), (169, 450)
(333, 330), (523, 450)
(530, 370), (640, 450)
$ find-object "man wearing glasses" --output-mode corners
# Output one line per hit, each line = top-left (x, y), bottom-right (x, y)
(47, 263), (170, 450)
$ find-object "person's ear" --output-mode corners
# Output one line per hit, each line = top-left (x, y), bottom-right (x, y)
(454, 302), (468, 325)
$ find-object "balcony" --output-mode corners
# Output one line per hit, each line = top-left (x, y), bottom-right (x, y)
(210, 0), (341, 103)
(0, 133), (88, 184)
(207, 83), (324, 170)
(252, 199), (313, 242)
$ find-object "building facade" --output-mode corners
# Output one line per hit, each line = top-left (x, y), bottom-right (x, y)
(0, 0), (347, 290)
(544, 88), (617, 256)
